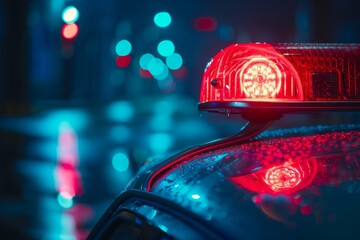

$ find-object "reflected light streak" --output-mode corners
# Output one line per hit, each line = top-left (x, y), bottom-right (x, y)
(55, 122), (83, 203)
(264, 165), (302, 192)
(230, 159), (317, 195)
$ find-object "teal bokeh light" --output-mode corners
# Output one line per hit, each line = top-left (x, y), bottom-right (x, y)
(57, 192), (74, 208)
(62, 6), (79, 24)
(148, 58), (165, 76)
(106, 101), (134, 122)
(166, 53), (183, 70)
(139, 53), (155, 70)
(191, 194), (201, 200)
(112, 151), (130, 172)
(157, 40), (175, 57)
(154, 12), (172, 28)
(148, 133), (173, 153)
(115, 39), (132, 56)
(153, 65), (169, 81)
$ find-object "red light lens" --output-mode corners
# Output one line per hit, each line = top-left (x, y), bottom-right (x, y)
(241, 58), (282, 98)
(199, 43), (360, 113)
(200, 43), (303, 103)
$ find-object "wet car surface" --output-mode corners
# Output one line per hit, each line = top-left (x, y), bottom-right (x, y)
(151, 124), (360, 239)
(89, 122), (360, 240)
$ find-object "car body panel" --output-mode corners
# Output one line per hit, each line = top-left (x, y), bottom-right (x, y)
(149, 124), (360, 239)
(90, 123), (360, 239)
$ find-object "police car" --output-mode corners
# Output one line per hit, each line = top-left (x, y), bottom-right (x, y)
(88, 43), (360, 240)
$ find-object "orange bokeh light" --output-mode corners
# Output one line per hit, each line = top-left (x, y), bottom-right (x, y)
(62, 23), (79, 40)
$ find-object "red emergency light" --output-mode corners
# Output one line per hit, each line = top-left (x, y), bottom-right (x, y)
(199, 43), (360, 116)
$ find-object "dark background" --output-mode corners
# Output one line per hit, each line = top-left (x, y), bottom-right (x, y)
(0, 0), (359, 239)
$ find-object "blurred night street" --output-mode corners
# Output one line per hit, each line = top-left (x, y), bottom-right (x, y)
(0, 0), (359, 239)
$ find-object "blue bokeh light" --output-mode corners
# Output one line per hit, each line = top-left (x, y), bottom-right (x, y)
(154, 12), (172, 28)
(166, 53), (183, 70)
(153, 65), (169, 81)
(191, 194), (201, 200)
(139, 53), (155, 70)
(112, 151), (130, 172)
(148, 133), (173, 153)
(57, 192), (74, 208)
(148, 58), (165, 76)
(106, 101), (134, 122)
(115, 39), (132, 56)
(157, 40), (175, 57)
(62, 6), (79, 24)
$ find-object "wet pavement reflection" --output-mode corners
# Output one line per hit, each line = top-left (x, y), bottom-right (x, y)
(0, 97), (234, 240)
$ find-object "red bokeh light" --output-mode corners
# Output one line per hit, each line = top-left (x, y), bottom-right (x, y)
(194, 17), (217, 31)
(172, 66), (188, 79)
(62, 23), (79, 40)
(300, 204), (313, 215)
(252, 195), (263, 205)
(116, 55), (131, 68)
(139, 68), (152, 78)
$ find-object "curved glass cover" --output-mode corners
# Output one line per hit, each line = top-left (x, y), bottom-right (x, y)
(199, 43), (360, 114)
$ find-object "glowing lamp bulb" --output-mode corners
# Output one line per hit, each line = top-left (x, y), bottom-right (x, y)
(240, 58), (282, 98)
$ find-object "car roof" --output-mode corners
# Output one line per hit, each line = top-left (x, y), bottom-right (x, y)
(146, 124), (360, 239)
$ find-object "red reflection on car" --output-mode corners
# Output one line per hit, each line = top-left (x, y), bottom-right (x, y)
(228, 131), (360, 195)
